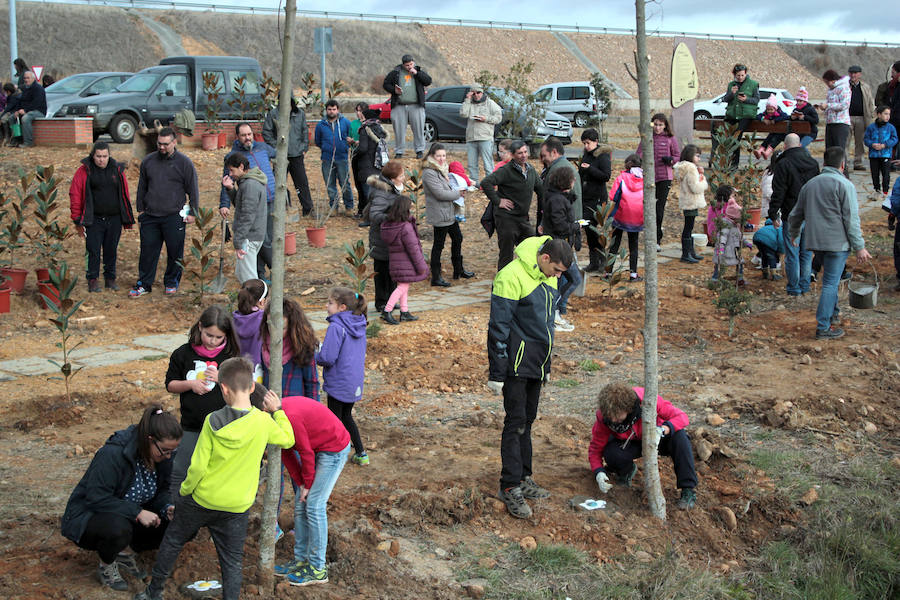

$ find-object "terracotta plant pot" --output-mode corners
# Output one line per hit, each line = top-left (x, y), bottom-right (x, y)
(0, 285), (10, 314)
(748, 208), (761, 228)
(201, 133), (218, 150)
(35, 267), (50, 282)
(305, 227), (327, 248)
(37, 281), (60, 309)
(284, 231), (297, 255)
(1, 267), (27, 294)
(218, 132), (228, 148)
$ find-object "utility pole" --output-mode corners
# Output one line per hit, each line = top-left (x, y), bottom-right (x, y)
(9, 0), (18, 80)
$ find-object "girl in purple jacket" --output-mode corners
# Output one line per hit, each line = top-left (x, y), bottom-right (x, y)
(316, 287), (369, 465)
(380, 195), (428, 325)
(637, 113), (680, 248)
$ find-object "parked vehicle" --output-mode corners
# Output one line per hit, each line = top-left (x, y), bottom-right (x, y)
(55, 56), (264, 143)
(45, 72), (132, 121)
(693, 88), (795, 120)
(368, 98), (392, 122)
(533, 81), (606, 127)
(424, 85), (573, 152)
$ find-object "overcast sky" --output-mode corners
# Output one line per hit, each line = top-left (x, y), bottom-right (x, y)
(265, 0), (900, 44)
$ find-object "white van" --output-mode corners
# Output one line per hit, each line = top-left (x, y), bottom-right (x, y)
(534, 81), (604, 127)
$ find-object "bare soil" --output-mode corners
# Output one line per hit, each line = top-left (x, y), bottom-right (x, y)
(0, 143), (898, 599)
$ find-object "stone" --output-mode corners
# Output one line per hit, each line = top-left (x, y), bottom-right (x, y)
(800, 354), (812, 365)
(706, 414), (726, 426)
(716, 506), (737, 530)
(74, 445), (84, 456)
(633, 550), (653, 562)
(863, 421), (877, 434)
(695, 439), (713, 462)
(609, 353), (624, 365)
(389, 539), (400, 557)
(519, 536), (537, 551)
(477, 557), (497, 569)
(376, 540), (391, 552)
(489, 498), (506, 514)
(463, 580), (488, 599)
(682, 283), (697, 297)
(718, 444), (738, 459)
(800, 488), (819, 506)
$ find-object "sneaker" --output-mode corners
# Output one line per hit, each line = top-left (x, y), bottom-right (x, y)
(115, 552), (147, 579)
(88, 278), (101, 293)
(619, 463), (638, 487)
(275, 523), (284, 543)
(554, 311), (574, 332)
(164, 286), (178, 296)
(133, 586), (164, 600)
(816, 327), (845, 340)
(677, 488), (697, 509)
(275, 558), (309, 577)
(352, 452), (370, 465)
(629, 273), (643, 282)
(129, 285), (149, 298)
(498, 485), (532, 519)
(416, 151), (424, 159)
(751, 255), (762, 267)
(97, 561), (128, 591)
(519, 476), (551, 500)
(656, 244), (661, 252)
(287, 564), (328, 586)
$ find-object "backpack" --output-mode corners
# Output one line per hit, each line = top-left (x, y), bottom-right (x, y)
(366, 125), (390, 170)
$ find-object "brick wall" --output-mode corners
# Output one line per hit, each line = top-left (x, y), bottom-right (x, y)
(178, 120), (263, 148)
(33, 118), (93, 147)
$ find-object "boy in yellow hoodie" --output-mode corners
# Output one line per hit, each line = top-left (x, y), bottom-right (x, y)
(135, 357), (294, 600)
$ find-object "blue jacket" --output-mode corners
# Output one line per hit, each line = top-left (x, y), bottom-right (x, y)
(219, 139), (276, 208)
(314, 310), (367, 402)
(314, 116), (351, 162)
(863, 121), (898, 159)
(890, 177), (900, 217)
(752, 219), (785, 253)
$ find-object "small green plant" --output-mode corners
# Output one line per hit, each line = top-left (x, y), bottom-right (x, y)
(43, 262), (84, 404)
(554, 378), (580, 388)
(588, 72), (613, 126)
(708, 123), (765, 221)
(0, 191), (25, 267)
(713, 279), (751, 336)
(227, 74), (251, 121)
(296, 73), (346, 117)
(180, 206), (218, 301)
(342, 239), (373, 294)
(27, 166), (71, 270)
(579, 358), (602, 372)
(404, 168), (424, 222)
(587, 201), (629, 296)
(202, 72), (223, 135)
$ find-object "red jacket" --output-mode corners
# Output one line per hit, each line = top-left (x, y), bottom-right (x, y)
(281, 396), (351, 489)
(68, 157), (135, 228)
(588, 387), (690, 474)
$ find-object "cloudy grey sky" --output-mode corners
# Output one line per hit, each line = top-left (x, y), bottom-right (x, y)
(248, 0), (900, 44)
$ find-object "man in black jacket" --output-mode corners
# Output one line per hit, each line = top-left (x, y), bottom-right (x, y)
(13, 71), (46, 147)
(767, 134), (820, 296)
(130, 128), (199, 298)
(382, 54), (432, 159)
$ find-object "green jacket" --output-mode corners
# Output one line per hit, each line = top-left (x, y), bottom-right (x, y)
(487, 235), (559, 381)
(724, 77), (760, 121)
(181, 405), (294, 513)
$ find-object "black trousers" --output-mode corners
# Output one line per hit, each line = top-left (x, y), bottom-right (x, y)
(894, 220), (900, 279)
(825, 123), (851, 177)
(500, 377), (542, 489)
(350, 155), (370, 215)
(256, 209), (274, 279)
(871, 157), (891, 193)
(681, 212), (696, 240)
(78, 512), (168, 564)
(85, 214), (122, 281)
(287, 154), (313, 214)
(754, 240), (780, 268)
(655, 180), (671, 243)
(602, 428), (698, 490)
(495, 214), (533, 271)
(608, 229), (639, 273)
(372, 257), (396, 312)
(431, 222), (463, 269)
(136, 212), (185, 291)
(326, 394), (364, 455)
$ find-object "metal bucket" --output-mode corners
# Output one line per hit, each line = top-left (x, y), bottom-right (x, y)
(848, 264), (878, 310)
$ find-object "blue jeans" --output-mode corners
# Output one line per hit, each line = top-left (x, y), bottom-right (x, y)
(800, 135), (814, 148)
(782, 224), (811, 295)
(466, 140), (494, 182)
(816, 250), (848, 333)
(20, 110), (45, 146)
(321, 158), (353, 209)
(293, 443), (350, 570)
(557, 255), (581, 314)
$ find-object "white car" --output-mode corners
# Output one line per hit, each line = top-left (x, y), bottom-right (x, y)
(693, 88), (795, 120)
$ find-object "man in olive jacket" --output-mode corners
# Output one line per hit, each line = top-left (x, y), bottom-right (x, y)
(382, 54), (432, 158)
(716, 63), (759, 168)
(481, 141), (544, 270)
(487, 236), (573, 519)
(460, 84), (502, 183)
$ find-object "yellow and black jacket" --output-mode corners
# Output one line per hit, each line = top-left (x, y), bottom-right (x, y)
(487, 235), (559, 381)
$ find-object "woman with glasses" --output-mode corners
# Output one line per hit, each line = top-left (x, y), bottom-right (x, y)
(61, 405), (182, 592)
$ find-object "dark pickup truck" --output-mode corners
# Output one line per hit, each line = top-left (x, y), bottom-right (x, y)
(54, 56), (264, 143)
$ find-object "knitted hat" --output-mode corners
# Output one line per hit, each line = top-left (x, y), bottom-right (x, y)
(448, 161), (473, 185)
(724, 198), (743, 221)
(766, 95), (778, 108)
(796, 87), (808, 101)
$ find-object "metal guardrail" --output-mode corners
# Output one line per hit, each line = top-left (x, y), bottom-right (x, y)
(20, 0), (900, 48)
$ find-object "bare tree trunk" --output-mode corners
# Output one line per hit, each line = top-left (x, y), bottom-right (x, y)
(258, 0), (296, 588)
(635, 0), (666, 521)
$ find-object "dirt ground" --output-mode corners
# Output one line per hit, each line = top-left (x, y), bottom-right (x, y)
(0, 142), (898, 599)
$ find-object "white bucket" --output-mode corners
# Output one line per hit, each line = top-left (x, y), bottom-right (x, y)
(691, 233), (708, 250)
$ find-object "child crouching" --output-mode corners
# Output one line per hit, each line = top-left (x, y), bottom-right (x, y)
(752, 218), (784, 280)
(588, 382), (698, 509)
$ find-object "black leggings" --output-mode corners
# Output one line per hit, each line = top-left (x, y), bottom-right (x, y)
(871, 158), (891, 194)
(681, 212), (696, 240)
(655, 180), (671, 243)
(327, 394), (364, 455)
(77, 512), (168, 564)
(608, 229), (639, 273)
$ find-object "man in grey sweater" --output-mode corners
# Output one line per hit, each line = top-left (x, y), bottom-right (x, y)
(789, 146), (871, 339)
(222, 153), (268, 284)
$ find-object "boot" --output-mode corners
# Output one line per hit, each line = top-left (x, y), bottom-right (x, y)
(399, 311), (419, 321)
(689, 239), (703, 261)
(451, 257), (474, 279)
(762, 267), (770, 280)
(679, 237), (699, 263)
(584, 249), (601, 272)
(380, 310), (399, 325)
(430, 263), (451, 287)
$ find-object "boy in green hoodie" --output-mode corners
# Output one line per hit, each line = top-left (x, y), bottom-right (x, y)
(222, 153), (269, 284)
(135, 357), (295, 600)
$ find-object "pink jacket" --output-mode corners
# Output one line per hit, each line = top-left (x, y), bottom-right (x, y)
(608, 168), (644, 231)
(637, 133), (680, 183)
(588, 387), (690, 474)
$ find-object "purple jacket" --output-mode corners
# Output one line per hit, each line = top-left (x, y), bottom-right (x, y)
(637, 133), (680, 183)
(380, 219), (429, 283)
(233, 309), (264, 366)
(315, 310), (367, 402)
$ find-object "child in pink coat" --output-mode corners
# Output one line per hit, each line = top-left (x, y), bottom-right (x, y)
(605, 154), (645, 281)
